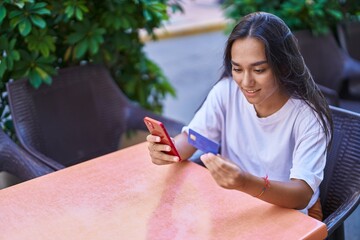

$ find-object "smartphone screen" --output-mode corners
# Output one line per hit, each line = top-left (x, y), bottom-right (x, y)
(143, 116), (181, 161)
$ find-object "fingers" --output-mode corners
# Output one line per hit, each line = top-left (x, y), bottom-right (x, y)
(200, 153), (243, 189)
(146, 134), (160, 143)
(201, 153), (233, 172)
(201, 153), (228, 176)
(151, 153), (179, 165)
(146, 134), (179, 165)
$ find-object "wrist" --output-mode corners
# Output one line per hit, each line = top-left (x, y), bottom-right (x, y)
(240, 173), (270, 197)
(254, 175), (270, 198)
(238, 171), (252, 192)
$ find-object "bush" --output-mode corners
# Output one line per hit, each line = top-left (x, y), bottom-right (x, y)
(339, 0), (360, 21)
(222, 0), (347, 35)
(0, 0), (182, 137)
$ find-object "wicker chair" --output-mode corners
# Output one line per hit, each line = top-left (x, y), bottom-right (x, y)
(318, 84), (340, 107)
(6, 65), (185, 169)
(321, 106), (360, 239)
(337, 21), (360, 61)
(294, 30), (360, 99)
(0, 127), (55, 182)
(336, 21), (360, 99)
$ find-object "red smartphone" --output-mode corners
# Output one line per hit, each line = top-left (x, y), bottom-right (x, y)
(143, 116), (181, 161)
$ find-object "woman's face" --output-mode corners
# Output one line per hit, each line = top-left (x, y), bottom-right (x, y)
(231, 37), (289, 117)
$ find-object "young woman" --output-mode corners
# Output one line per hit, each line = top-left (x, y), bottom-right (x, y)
(146, 12), (332, 220)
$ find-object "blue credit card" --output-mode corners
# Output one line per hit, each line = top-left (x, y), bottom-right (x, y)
(188, 128), (219, 154)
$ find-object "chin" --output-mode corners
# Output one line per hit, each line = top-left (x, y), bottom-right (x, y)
(244, 95), (258, 104)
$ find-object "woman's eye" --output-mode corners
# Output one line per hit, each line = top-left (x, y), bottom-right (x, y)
(233, 68), (242, 73)
(254, 69), (265, 73)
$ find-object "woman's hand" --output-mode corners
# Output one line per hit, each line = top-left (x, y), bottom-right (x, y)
(200, 153), (248, 190)
(146, 134), (180, 165)
(200, 153), (314, 209)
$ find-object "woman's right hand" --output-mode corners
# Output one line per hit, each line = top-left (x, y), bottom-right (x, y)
(146, 134), (180, 165)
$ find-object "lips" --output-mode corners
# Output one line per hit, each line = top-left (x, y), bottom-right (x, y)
(244, 89), (260, 93)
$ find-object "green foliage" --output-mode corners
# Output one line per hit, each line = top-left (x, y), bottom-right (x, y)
(222, 0), (350, 36)
(0, 0), (182, 137)
(339, 0), (360, 21)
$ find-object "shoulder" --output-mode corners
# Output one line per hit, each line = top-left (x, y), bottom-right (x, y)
(289, 99), (324, 137)
(292, 99), (319, 122)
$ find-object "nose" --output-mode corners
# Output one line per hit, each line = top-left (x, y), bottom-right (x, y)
(241, 71), (254, 87)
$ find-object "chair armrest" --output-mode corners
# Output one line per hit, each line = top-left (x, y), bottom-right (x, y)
(20, 143), (65, 171)
(127, 102), (185, 137)
(317, 84), (340, 106)
(323, 191), (360, 236)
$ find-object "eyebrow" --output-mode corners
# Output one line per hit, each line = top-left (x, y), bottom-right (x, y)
(231, 60), (268, 67)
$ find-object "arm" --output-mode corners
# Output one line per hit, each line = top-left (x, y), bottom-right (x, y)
(146, 132), (197, 165)
(200, 153), (313, 210)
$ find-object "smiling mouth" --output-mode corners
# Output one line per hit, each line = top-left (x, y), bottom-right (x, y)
(244, 89), (260, 93)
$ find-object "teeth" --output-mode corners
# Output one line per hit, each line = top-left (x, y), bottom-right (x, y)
(246, 89), (258, 93)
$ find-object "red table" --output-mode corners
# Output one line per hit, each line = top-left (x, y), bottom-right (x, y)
(0, 142), (327, 239)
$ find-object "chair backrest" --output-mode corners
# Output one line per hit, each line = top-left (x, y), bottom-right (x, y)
(317, 84), (340, 107)
(338, 21), (360, 61)
(294, 30), (346, 93)
(320, 106), (360, 221)
(0, 127), (54, 181)
(7, 65), (184, 167)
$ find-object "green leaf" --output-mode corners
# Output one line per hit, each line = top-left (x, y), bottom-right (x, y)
(13, 3), (25, 9)
(143, 10), (152, 21)
(43, 74), (52, 85)
(12, 50), (20, 61)
(30, 15), (46, 28)
(88, 38), (98, 55)
(326, 9), (343, 20)
(9, 10), (22, 18)
(9, 16), (22, 29)
(74, 40), (88, 59)
(94, 28), (106, 35)
(9, 51), (20, 68)
(64, 6), (75, 18)
(29, 70), (42, 88)
(38, 44), (49, 57)
(33, 8), (51, 15)
(3, 119), (14, 133)
(67, 32), (85, 44)
(34, 66), (49, 79)
(0, 59), (7, 79)
(0, 5), (6, 24)
(32, 2), (47, 10)
(78, 5), (89, 13)
(19, 19), (32, 36)
(75, 8), (83, 21)
(0, 37), (20, 72)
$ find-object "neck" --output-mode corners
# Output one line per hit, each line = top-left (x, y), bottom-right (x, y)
(254, 91), (290, 118)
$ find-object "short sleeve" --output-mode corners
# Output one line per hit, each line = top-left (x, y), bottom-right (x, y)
(182, 79), (230, 143)
(290, 112), (327, 193)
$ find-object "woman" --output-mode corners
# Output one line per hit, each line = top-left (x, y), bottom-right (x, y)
(146, 12), (332, 220)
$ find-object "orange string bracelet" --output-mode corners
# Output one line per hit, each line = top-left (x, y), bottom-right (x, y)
(255, 174), (270, 198)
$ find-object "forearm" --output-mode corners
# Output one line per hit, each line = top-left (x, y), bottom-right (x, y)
(174, 132), (197, 161)
(242, 173), (314, 209)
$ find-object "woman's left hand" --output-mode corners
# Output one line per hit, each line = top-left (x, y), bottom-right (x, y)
(200, 153), (248, 190)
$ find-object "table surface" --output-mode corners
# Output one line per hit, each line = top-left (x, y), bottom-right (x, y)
(0, 142), (327, 240)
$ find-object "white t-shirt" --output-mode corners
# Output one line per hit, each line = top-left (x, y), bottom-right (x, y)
(183, 78), (327, 214)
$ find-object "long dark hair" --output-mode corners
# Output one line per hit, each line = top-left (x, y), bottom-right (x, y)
(222, 12), (333, 150)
